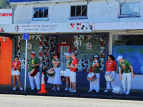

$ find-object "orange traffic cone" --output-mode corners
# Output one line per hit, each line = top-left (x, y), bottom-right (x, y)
(38, 72), (49, 93)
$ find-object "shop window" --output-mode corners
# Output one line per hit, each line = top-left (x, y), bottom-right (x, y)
(33, 7), (48, 21)
(119, 2), (140, 18)
(69, 5), (87, 20)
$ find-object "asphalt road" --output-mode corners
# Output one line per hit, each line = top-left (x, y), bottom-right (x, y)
(0, 94), (143, 107)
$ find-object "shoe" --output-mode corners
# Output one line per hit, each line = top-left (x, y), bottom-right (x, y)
(125, 91), (130, 95)
(13, 87), (16, 91)
(96, 90), (99, 93)
(88, 89), (93, 92)
(71, 90), (77, 93)
(104, 89), (109, 93)
(57, 87), (60, 91)
(31, 88), (34, 90)
(20, 87), (23, 91)
(69, 87), (72, 91)
(65, 88), (68, 91)
(122, 91), (126, 94)
(51, 87), (56, 90)
(37, 88), (40, 91)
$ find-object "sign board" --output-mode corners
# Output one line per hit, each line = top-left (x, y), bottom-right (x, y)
(23, 33), (29, 40)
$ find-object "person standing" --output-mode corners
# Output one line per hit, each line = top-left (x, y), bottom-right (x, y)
(67, 52), (78, 93)
(88, 54), (101, 92)
(11, 55), (23, 91)
(47, 53), (62, 90)
(104, 55), (117, 93)
(27, 51), (41, 90)
(117, 55), (134, 95)
(64, 53), (72, 91)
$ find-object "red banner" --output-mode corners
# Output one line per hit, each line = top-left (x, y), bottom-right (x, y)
(0, 13), (12, 17)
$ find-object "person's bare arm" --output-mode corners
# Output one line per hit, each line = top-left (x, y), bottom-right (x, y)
(130, 65), (134, 77)
(68, 64), (78, 69)
(119, 67), (122, 81)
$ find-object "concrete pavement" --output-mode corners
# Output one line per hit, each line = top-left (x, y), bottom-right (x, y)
(0, 85), (143, 100)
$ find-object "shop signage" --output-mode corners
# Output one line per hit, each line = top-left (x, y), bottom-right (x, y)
(20, 24), (58, 32)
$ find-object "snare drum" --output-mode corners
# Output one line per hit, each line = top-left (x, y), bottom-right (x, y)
(105, 73), (113, 81)
(87, 72), (97, 82)
(113, 86), (123, 94)
(30, 68), (38, 77)
(46, 69), (55, 77)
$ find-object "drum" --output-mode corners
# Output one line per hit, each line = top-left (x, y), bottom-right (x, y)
(87, 72), (97, 82)
(30, 68), (38, 77)
(113, 86), (123, 94)
(105, 73), (113, 81)
(46, 69), (55, 77)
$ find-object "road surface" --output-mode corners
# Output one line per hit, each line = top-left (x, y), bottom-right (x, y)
(0, 94), (142, 107)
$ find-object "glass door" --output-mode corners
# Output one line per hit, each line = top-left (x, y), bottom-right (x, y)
(58, 44), (71, 76)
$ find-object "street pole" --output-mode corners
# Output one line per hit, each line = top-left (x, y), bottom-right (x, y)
(24, 39), (28, 91)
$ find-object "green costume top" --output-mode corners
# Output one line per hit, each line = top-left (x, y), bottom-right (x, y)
(28, 57), (40, 72)
(119, 60), (131, 73)
(52, 58), (60, 68)
(66, 58), (72, 69)
(90, 60), (101, 73)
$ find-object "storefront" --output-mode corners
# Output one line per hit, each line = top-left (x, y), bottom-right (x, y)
(16, 33), (108, 88)
(0, 23), (109, 88)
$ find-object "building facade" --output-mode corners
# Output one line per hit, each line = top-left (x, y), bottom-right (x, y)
(0, 0), (143, 89)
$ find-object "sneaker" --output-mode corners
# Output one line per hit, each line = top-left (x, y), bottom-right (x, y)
(13, 87), (16, 91)
(96, 90), (99, 93)
(20, 87), (23, 91)
(57, 87), (60, 91)
(71, 90), (77, 93)
(125, 91), (130, 95)
(51, 87), (56, 90)
(122, 91), (126, 94)
(31, 88), (34, 91)
(69, 87), (72, 91)
(88, 89), (93, 92)
(37, 88), (40, 91)
(65, 87), (68, 91)
(104, 89), (109, 93)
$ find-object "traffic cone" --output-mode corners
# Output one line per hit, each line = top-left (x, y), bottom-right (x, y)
(38, 72), (49, 93)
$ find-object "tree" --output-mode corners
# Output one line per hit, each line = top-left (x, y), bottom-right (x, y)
(0, 0), (11, 9)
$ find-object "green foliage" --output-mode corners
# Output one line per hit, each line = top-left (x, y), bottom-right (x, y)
(0, 0), (11, 9)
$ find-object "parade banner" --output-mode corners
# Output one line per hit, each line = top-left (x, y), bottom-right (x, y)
(113, 45), (143, 74)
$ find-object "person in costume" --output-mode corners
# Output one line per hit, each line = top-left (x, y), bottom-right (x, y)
(104, 55), (117, 93)
(11, 55), (23, 91)
(117, 55), (134, 95)
(67, 52), (78, 93)
(64, 53), (72, 91)
(88, 54), (101, 92)
(27, 51), (40, 90)
(47, 53), (62, 90)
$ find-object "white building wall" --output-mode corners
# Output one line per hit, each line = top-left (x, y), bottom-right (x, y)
(12, 0), (143, 24)
(0, 9), (12, 24)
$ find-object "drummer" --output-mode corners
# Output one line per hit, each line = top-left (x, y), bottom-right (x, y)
(47, 53), (62, 90)
(11, 55), (23, 91)
(104, 55), (117, 93)
(88, 54), (101, 92)
(64, 53), (72, 91)
(27, 51), (41, 90)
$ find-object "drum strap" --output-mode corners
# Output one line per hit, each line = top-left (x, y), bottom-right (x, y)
(91, 65), (96, 71)
(32, 58), (35, 68)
